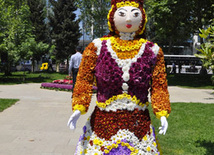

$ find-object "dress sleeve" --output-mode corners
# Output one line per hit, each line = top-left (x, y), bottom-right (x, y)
(151, 48), (171, 119)
(72, 42), (98, 114)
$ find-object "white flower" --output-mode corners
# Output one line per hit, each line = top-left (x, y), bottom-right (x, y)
(92, 38), (102, 55)
(122, 83), (129, 91)
(122, 65), (129, 72)
(122, 72), (130, 81)
(152, 43), (159, 56)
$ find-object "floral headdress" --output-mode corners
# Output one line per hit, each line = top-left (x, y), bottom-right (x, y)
(107, 0), (147, 36)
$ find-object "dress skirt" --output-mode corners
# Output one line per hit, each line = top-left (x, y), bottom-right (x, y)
(74, 102), (161, 155)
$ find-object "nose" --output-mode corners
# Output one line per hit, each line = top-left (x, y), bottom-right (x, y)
(126, 14), (131, 22)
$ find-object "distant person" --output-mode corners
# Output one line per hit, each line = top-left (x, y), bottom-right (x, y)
(68, 47), (82, 91)
(170, 62), (176, 74)
(47, 57), (54, 72)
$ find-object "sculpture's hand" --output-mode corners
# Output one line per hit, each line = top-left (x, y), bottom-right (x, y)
(67, 110), (81, 130)
(158, 116), (168, 135)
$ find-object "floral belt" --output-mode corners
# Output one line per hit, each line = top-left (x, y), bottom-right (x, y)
(96, 93), (149, 112)
(90, 106), (151, 140)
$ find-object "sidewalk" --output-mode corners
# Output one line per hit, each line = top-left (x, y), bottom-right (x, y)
(0, 84), (213, 155)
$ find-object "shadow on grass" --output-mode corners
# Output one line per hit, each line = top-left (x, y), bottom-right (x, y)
(0, 76), (50, 84)
(0, 71), (67, 84)
(196, 140), (214, 155)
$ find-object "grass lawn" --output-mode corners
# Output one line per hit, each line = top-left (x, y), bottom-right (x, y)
(0, 98), (19, 112)
(149, 102), (214, 155)
(0, 71), (67, 84)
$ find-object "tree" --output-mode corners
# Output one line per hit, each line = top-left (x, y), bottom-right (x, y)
(0, 1), (34, 75)
(145, 0), (193, 53)
(190, 0), (214, 39)
(77, 0), (111, 39)
(195, 18), (214, 83)
(145, 0), (213, 54)
(27, 0), (48, 43)
(49, 0), (81, 71)
(27, 0), (53, 72)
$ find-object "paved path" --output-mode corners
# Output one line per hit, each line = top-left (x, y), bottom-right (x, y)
(0, 84), (213, 155)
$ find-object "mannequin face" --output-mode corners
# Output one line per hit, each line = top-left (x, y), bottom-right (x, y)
(114, 6), (142, 33)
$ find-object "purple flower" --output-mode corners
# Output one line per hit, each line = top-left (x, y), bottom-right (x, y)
(103, 140), (134, 155)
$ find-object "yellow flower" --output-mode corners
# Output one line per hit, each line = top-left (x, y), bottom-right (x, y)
(139, 102), (144, 107)
(100, 141), (104, 146)
(116, 3), (121, 8)
(107, 145), (112, 150)
(123, 93), (128, 98)
(112, 143), (117, 148)
(146, 102), (149, 106)
(96, 101), (106, 109)
(132, 95), (137, 102)
(93, 138), (99, 145)
(117, 94), (123, 100)
(125, 143), (129, 147)
(117, 140), (121, 144)
(143, 135), (147, 141)
(156, 110), (169, 119)
(108, 22), (113, 32)
(104, 149), (109, 154)
(127, 95), (131, 100)
(129, 147), (134, 152)
(87, 136), (90, 141)
(106, 100), (111, 105)
(153, 142), (157, 147)
(136, 99), (140, 104)
(147, 146), (151, 151)
(73, 104), (86, 114)
(125, 1), (130, 6)
(121, 46), (126, 51)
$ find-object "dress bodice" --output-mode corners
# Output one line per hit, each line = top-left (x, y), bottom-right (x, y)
(95, 38), (157, 104)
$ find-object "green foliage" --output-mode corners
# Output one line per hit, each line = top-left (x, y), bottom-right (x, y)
(195, 19), (214, 83)
(145, 0), (213, 53)
(0, 1), (35, 75)
(77, 0), (111, 39)
(49, 0), (81, 62)
(0, 0), (52, 74)
(27, 0), (48, 43)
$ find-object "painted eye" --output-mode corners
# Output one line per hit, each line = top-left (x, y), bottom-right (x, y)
(118, 11), (126, 17)
(133, 12), (140, 17)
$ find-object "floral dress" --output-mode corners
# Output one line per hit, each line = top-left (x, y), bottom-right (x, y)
(72, 36), (171, 155)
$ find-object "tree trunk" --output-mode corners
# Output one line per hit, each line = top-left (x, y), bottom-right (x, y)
(56, 62), (59, 72)
(32, 59), (35, 72)
(168, 39), (173, 54)
(4, 62), (12, 76)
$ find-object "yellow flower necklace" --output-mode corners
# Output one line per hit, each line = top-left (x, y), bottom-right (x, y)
(110, 37), (147, 59)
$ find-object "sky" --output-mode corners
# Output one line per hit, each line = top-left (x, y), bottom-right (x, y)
(75, 9), (91, 41)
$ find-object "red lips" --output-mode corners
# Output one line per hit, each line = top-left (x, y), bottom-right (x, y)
(126, 24), (132, 28)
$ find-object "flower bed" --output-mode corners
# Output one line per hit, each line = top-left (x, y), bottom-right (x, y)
(41, 82), (73, 90)
(52, 79), (73, 84)
(41, 81), (97, 92)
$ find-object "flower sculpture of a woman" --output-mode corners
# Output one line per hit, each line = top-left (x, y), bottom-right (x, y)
(67, 0), (171, 154)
